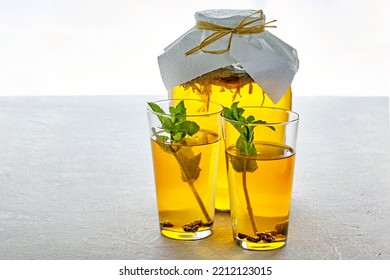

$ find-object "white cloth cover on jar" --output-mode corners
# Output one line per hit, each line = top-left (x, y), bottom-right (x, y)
(158, 9), (299, 103)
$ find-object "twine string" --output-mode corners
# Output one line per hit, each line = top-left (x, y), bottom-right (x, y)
(185, 10), (277, 56)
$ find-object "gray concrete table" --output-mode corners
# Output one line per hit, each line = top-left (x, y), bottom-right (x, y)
(0, 95), (389, 260)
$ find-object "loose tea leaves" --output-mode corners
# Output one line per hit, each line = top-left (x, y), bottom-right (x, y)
(238, 222), (289, 243)
(238, 232), (275, 243)
(182, 220), (214, 232)
(160, 220), (174, 228)
(182, 65), (255, 97)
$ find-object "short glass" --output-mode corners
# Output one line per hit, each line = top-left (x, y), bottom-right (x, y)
(147, 99), (223, 240)
(222, 107), (299, 250)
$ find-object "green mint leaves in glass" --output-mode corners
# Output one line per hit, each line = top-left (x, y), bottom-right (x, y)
(222, 102), (274, 235)
(147, 99), (222, 240)
(222, 103), (298, 250)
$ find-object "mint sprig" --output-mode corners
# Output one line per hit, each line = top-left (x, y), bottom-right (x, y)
(223, 102), (275, 154)
(148, 100), (212, 224)
(223, 102), (268, 172)
(222, 102), (275, 235)
(148, 100), (199, 143)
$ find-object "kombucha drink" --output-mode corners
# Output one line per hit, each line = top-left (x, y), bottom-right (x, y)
(226, 142), (295, 250)
(151, 130), (220, 240)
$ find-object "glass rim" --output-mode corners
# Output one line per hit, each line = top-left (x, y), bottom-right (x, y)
(222, 106), (300, 126)
(147, 98), (224, 117)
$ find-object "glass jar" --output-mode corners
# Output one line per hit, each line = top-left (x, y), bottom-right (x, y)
(159, 9), (299, 211)
(169, 64), (292, 211)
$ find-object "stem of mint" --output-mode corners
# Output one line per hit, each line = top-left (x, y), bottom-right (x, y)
(242, 162), (258, 234)
(173, 153), (212, 223)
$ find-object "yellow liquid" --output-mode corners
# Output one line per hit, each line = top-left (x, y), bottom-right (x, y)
(171, 78), (292, 211)
(150, 130), (220, 240)
(226, 142), (295, 250)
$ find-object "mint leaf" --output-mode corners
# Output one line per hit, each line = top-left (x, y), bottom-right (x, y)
(236, 136), (256, 156)
(178, 121), (200, 136)
(223, 102), (244, 122)
(151, 128), (176, 154)
(172, 131), (185, 142)
(148, 102), (165, 114)
(152, 127), (168, 143)
(174, 100), (186, 116)
(176, 147), (202, 183)
(231, 136), (258, 173)
(253, 119), (276, 131)
(230, 102), (244, 121)
(148, 102), (168, 124)
(230, 156), (258, 173)
(162, 118), (175, 132)
(252, 119), (267, 124)
(170, 101), (186, 125)
(246, 115), (255, 123)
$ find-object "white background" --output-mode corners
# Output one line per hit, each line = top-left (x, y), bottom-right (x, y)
(0, 0), (389, 97)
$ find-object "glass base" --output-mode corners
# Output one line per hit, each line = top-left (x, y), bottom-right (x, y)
(235, 237), (286, 251)
(161, 228), (212, 240)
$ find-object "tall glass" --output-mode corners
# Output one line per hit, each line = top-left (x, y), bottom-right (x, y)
(147, 99), (223, 240)
(222, 107), (299, 250)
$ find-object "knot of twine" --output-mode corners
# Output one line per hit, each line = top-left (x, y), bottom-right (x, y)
(185, 10), (277, 56)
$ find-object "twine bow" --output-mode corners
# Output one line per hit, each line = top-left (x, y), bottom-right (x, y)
(185, 10), (277, 56)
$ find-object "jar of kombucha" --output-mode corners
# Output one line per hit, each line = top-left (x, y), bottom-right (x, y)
(158, 9), (299, 211)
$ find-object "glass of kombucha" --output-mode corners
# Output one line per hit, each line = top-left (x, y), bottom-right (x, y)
(147, 99), (223, 240)
(222, 106), (299, 250)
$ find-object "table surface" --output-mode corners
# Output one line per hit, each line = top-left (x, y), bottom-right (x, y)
(0, 95), (389, 260)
